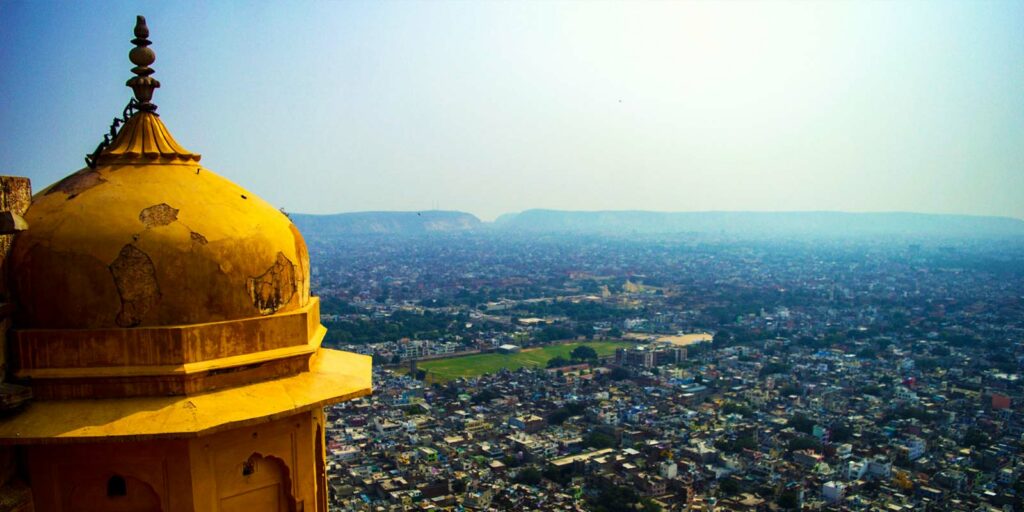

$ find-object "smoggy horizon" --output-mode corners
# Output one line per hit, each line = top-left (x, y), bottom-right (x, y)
(2, 1), (1022, 221)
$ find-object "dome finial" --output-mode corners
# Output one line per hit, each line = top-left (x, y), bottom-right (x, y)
(126, 15), (160, 113)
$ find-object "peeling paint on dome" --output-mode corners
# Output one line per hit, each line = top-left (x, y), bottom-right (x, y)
(109, 244), (161, 327)
(246, 252), (296, 315)
(46, 168), (107, 199)
(139, 203), (179, 228)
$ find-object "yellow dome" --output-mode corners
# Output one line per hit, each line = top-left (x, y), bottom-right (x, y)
(10, 112), (310, 329)
(0, 15), (356, 406)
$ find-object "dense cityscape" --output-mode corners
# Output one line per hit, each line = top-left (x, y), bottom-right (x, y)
(310, 232), (1024, 511)
(1, 3), (1021, 511)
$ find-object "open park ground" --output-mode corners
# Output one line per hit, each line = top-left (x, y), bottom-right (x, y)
(413, 341), (631, 383)
(623, 332), (713, 346)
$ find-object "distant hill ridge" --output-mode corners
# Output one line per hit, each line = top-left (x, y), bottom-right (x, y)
(292, 209), (1024, 238)
(494, 210), (1024, 237)
(291, 210), (481, 236)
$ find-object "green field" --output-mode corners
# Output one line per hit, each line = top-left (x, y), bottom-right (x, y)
(411, 341), (631, 383)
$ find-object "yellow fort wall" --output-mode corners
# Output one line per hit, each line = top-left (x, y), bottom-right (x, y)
(26, 410), (328, 512)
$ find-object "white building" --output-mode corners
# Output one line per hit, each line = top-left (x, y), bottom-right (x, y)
(867, 457), (892, 479)
(822, 481), (846, 503)
(846, 459), (867, 480)
(659, 461), (678, 479)
(905, 436), (926, 461)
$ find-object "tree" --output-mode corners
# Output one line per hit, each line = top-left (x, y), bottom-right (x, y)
(721, 402), (755, 418)
(830, 423), (854, 443)
(587, 485), (640, 512)
(584, 431), (616, 449)
(608, 367), (631, 381)
(777, 490), (800, 509)
(787, 414), (815, 434)
(547, 356), (571, 369)
(716, 435), (757, 454)
(547, 409), (571, 425)
(543, 465), (571, 485)
(640, 498), (662, 512)
(760, 362), (791, 377)
(537, 325), (574, 343)
(471, 388), (500, 404)
(571, 345), (598, 361)
(719, 478), (741, 496)
(713, 329), (732, 347)
(574, 322), (595, 340)
(514, 466), (542, 486)
(788, 435), (821, 452)
(964, 427), (990, 448)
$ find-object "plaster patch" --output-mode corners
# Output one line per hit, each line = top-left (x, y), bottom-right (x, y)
(246, 252), (297, 315)
(45, 168), (106, 198)
(109, 244), (160, 327)
(139, 203), (179, 227)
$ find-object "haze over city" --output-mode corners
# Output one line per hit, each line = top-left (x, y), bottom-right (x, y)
(1, 0), (1022, 220)
(1, 4), (1024, 511)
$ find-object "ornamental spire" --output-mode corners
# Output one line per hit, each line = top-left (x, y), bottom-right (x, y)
(85, 15), (200, 166)
(126, 15), (160, 113)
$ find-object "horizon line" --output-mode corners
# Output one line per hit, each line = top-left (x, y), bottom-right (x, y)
(289, 208), (1024, 223)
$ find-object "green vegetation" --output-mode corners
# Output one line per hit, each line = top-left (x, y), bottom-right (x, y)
(414, 341), (630, 382)
(788, 435), (822, 452)
(963, 427), (991, 448)
(548, 345), (600, 369)
(470, 388), (501, 404)
(584, 431), (616, 449)
(787, 414), (815, 434)
(547, 401), (587, 425)
(608, 366), (632, 381)
(777, 489), (801, 509)
(515, 301), (633, 322)
(721, 402), (755, 418)
(587, 484), (661, 512)
(571, 345), (598, 361)
(513, 466), (542, 486)
(546, 356), (572, 369)
(715, 435), (757, 454)
(830, 423), (854, 443)
(886, 405), (941, 425)
(719, 478), (741, 496)
(324, 310), (471, 345)
(759, 361), (791, 377)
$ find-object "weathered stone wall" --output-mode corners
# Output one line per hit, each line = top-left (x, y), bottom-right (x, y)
(0, 177), (31, 305)
(0, 175), (32, 511)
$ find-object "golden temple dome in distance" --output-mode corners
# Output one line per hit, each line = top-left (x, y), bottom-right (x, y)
(11, 15), (310, 330)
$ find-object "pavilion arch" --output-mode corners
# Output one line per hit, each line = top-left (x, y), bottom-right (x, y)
(67, 472), (161, 512)
(219, 452), (298, 512)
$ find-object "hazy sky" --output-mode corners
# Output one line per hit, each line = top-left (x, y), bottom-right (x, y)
(1, 1), (1021, 220)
